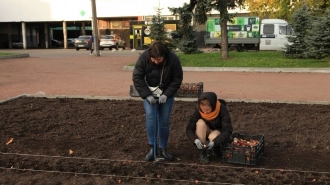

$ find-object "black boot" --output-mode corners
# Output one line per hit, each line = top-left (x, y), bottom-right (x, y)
(200, 150), (210, 164)
(161, 148), (174, 161)
(145, 145), (154, 162)
(212, 146), (222, 157)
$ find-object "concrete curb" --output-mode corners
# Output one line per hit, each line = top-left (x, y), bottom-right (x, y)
(0, 53), (29, 60)
(1, 94), (330, 105)
(123, 66), (330, 73)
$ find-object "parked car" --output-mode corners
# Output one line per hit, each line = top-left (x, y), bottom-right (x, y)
(99, 34), (126, 50)
(3, 40), (23, 48)
(51, 39), (63, 47)
(74, 35), (92, 50)
(67, 38), (76, 47)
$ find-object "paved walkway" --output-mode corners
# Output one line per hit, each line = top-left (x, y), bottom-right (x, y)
(1, 49), (330, 104)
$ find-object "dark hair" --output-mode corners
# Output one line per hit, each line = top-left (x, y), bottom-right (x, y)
(148, 41), (169, 58)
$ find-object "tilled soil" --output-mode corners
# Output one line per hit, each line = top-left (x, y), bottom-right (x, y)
(1, 97), (330, 184)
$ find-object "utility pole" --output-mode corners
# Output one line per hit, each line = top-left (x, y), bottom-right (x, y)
(91, 0), (100, 56)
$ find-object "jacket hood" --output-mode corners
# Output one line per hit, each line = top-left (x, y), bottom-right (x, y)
(198, 92), (218, 111)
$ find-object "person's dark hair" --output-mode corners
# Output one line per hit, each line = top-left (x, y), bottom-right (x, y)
(148, 41), (169, 58)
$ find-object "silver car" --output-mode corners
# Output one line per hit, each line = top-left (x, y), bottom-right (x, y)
(99, 34), (126, 50)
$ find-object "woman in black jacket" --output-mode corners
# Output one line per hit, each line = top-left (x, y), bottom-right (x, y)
(186, 92), (233, 163)
(133, 41), (183, 162)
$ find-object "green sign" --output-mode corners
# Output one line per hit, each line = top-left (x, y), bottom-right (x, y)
(206, 17), (260, 38)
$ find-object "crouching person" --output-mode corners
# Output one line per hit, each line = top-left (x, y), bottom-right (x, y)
(186, 92), (233, 163)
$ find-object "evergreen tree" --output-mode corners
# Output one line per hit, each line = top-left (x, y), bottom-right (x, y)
(170, 0), (244, 58)
(169, 3), (202, 54)
(195, 0), (244, 58)
(283, 3), (312, 58)
(305, 8), (330, 61)
(149, 7), (176, 49)
(149, 7), (167, 44)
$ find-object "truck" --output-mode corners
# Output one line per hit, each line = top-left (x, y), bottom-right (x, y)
(204, 17), (293, 51)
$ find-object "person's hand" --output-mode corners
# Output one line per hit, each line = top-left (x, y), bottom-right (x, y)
(146, 95), (157, 104)
(159, 94), (167, 103)
(207, 141), (214, 150)
(194, 139), (204, 149)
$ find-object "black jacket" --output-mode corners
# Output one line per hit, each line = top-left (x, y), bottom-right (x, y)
(186, 92), (233, 147)
(132, 49), (183, 99)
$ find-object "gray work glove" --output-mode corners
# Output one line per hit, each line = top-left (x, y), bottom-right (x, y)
(207, 141), (215, 150)
(146, 95), (157, 104)
(159, 94), (167, 104)
(194, 139), (204, 149)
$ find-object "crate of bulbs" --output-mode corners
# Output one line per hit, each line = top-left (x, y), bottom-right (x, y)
(221, 133), (264, 165)
(130, 82), (203, 98)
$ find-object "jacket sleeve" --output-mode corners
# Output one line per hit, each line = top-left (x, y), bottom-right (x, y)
(213, 104), (233, 146)
(163, 53), (183, 97)
(186, 108), (201, 144)
(132, 52), (152, 99)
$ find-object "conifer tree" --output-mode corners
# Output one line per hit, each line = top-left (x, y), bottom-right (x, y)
(283, 3), (312, 58)
(169, 3), (201, 54)
(305, 8), (330, 61)
(149, 7), (167, 44)
(170, 0), (244, 58)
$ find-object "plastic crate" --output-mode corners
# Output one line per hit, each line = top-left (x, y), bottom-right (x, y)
(221, 133), (264, 165)
(129, 82), (203, 98)
(175, 82), (203, 98)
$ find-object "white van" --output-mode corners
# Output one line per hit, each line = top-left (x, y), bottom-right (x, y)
(259, 19), (293, 51)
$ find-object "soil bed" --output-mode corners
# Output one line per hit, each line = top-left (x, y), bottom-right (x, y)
(1, 97), (330, 184)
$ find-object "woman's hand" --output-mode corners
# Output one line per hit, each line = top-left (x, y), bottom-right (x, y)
(194, 139), (204, 149)
(159, 94), (167, 103)
(146, 95), (157, 104)
(207, 141), (214, 150)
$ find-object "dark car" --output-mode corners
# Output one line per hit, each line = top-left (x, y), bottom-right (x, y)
(51, 39), (63, 47)
(67, 38), (76, 47)
(3, 40), (23, 48)
(74, 35), (92, 50)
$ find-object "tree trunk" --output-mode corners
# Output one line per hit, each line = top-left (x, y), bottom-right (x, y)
(220, 4), (228, 59)
(220, 19), (228, 58)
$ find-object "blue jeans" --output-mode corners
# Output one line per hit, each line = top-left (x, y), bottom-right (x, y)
(143, 96), (174, 149)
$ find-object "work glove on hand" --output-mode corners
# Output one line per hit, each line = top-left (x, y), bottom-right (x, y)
(194, 139), (204, 149)
(207, 141), (215, 150)
(159, 94), (167, 104)
(146, 95), (157, 104)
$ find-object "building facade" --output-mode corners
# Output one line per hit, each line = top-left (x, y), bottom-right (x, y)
(0, 0), (249, 49)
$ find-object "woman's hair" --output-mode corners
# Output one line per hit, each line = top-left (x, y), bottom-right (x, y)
(148, 41), (169, 58)
(199, 99), (211, 106)
(198, 98), (211, 110)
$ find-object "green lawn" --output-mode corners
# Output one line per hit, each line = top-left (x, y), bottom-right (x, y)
(176, 51), (330, 68)
(1, 51), (329, 68)
(0, 53), (12, 56)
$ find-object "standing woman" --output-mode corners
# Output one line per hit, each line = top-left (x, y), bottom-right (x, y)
(133, 41), (183, 162)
